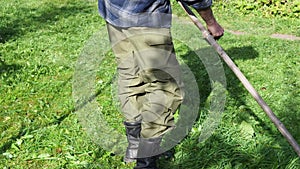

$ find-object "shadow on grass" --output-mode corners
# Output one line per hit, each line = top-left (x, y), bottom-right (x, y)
(281, 63), (300, 142)
(283, 90), (300, 141)
(178, 45), (260, 123)
(223, 46), (277, 134)
(0, 59), (22, 76)
(225, 46), (258, 60)
(0, 2), (93, 43)
(158, 45), (299, 168)
(225, 45), (300, 157)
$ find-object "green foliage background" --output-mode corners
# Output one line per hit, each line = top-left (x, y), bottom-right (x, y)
(214, 0), (300, 18)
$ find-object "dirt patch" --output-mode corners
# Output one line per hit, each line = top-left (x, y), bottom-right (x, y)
(227, 30), (247, 35)
(227, 29), (300, 41)
(271, 34), (300, 41)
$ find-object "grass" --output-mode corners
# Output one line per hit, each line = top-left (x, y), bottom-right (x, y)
(1, 0), (299, 168)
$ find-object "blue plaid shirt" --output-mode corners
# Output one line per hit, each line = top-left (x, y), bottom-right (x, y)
(98, 0), (212, 28)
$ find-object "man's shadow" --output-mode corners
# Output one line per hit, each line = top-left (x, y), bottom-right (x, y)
(158, 44), (299, 168)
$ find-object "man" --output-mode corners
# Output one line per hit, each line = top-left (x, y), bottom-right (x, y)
(98, 0), (223, 168)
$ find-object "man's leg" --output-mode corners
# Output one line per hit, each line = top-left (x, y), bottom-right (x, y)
(122, 27), (184, 169)
(107, 24), (148, 163)
(107, 23), (184, 167)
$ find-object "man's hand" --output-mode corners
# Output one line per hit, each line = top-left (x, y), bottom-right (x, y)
(206, 20), (224, 40)
(197, 7), (224, 40)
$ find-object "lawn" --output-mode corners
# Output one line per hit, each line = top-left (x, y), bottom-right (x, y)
(0, 0), (299, 168)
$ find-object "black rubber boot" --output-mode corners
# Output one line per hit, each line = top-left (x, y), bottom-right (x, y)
(123, 121), (142, 163)
(134, 156), (159, 169)
(134, 137), (162, 169)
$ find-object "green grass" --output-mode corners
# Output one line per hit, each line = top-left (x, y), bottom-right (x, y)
(1, 0), (299, 168)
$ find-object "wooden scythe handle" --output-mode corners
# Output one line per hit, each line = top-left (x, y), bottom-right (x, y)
(177, 0), (300, 157)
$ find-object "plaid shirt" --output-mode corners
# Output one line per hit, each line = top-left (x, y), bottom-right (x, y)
(98, 0), (212, 28)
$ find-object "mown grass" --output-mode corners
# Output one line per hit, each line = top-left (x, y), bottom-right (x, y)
(1, 0), (299, 168)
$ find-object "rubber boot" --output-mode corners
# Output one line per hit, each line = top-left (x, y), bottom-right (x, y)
(134, 137), (162, 169)
(123, 121), (142, 163)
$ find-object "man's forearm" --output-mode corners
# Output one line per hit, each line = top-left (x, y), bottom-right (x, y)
(196, 6), (224, 39)
(196, 7), (216, 26)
